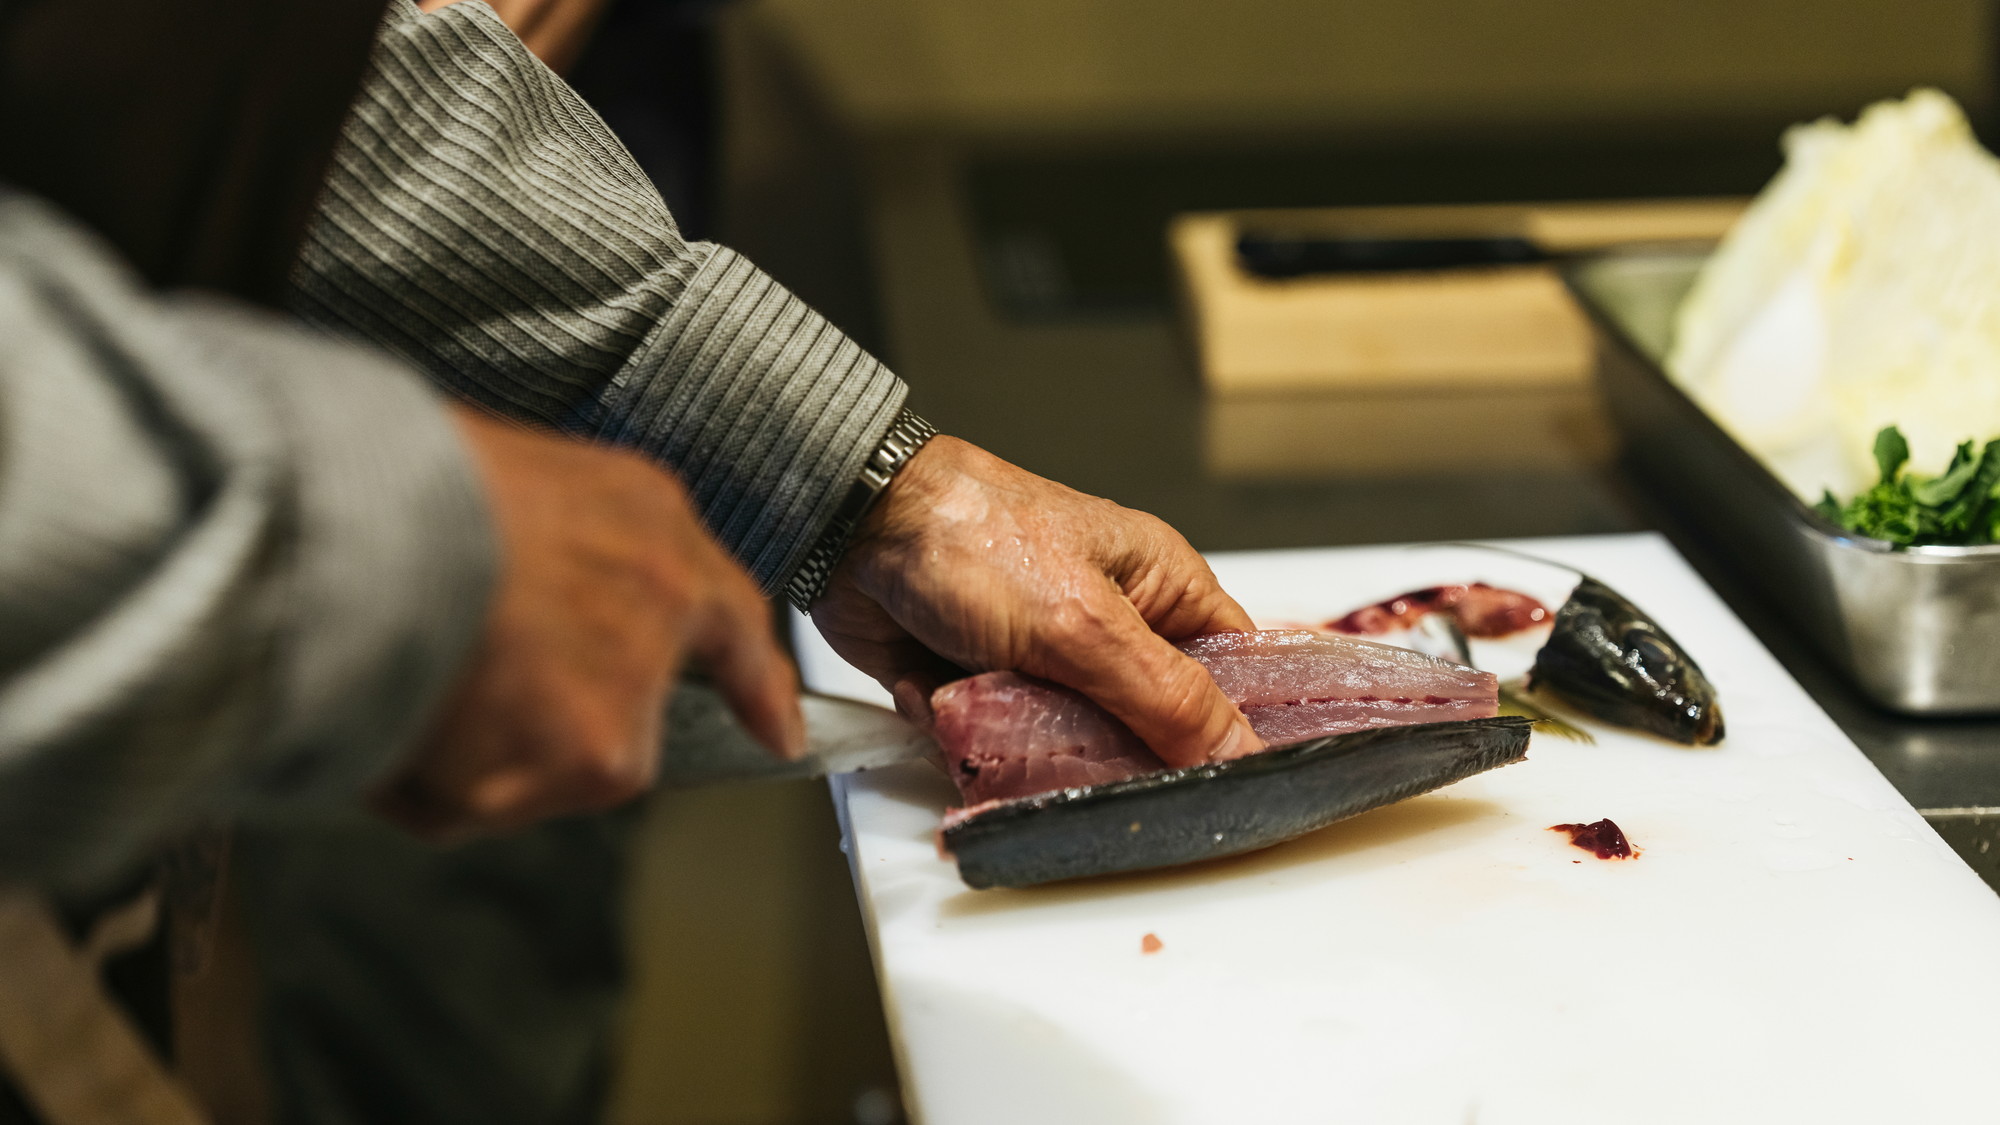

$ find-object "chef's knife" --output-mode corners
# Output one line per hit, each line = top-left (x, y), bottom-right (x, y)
(661, 679), (939, 787)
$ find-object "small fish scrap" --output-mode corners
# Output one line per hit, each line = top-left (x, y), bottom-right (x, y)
(1551, 818), (1637, 859)
(1325, 582), (1550, 638)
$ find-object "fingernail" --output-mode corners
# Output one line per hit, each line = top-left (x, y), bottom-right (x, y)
(891, 679), (937, 733)
(1214, 719), (1263, 762)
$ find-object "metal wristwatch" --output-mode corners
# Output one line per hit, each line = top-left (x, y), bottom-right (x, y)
(783, 409), (938, 612)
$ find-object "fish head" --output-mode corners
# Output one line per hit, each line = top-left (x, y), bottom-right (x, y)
(1617, 623), (1725, 743)
(1532, 578), (1725, 745)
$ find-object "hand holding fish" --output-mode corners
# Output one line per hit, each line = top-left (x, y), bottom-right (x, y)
(810, 436), (1264, 768)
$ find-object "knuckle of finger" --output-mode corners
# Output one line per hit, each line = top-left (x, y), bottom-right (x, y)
(576, 766), (647, 809)
(632, 554), (695, 613)
(567, 725), (653, 806)
(1135, 517), (1197, 567)
(461, 781), (524, 823)
(1158, 665), (1224, 728)
(565, 760), (644, 810)
(1047, 593), (1121, 649)
(1136, 658), (1236, 742)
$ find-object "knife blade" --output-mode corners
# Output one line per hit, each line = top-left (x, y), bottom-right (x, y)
(661, 679), (939, 787)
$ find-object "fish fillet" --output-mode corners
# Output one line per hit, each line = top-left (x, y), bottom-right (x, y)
(932, 629), (1498, 806)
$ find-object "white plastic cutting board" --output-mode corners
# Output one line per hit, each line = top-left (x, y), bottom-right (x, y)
(792, 534), (2000, 1125)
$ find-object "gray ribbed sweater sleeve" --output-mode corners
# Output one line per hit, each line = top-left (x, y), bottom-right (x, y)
(0, 189), (495, 891)
(288, 0), (906, 591)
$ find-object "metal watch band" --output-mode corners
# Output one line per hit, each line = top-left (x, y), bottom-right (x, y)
(783, 409), (939, 612)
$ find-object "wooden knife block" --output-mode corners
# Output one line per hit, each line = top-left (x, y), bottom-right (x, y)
(1173, 199), (1744, 394)
(1172, 198), (1744, 476)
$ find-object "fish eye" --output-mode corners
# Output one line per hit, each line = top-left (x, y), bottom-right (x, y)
(1626, 632), (1677, 672)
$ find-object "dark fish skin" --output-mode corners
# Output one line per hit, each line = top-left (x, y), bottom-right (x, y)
(1528, 577), (1724, 746)
(942, 717), (1533, 890)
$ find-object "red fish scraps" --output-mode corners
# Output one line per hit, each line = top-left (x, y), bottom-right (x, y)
(1326, 583), (1549, 638)
(1551, 818), (1637, 859)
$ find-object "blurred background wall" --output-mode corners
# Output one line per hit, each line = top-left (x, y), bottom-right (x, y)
(747, 0), (1991, 140)
(722, 0), (1996, 325)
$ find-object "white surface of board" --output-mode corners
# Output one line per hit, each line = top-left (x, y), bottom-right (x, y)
(791, 534), (2000, 1125)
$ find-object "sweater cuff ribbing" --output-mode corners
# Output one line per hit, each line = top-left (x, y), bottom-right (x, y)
(595, 246), (907, 593)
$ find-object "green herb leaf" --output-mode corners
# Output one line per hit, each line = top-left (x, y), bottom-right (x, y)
(1911, 440), (1980, 506)
(1838, 480), (1926, 546)
(1823, 429), (2000, 548)
(1938, 439), (2000, 540)
(1873, 426), (1910, 484)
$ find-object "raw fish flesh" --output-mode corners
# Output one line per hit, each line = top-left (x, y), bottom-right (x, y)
(1187, 630), (1500, 744)
(931, 629), (1499, 806)
(930, 672), (1162, 803)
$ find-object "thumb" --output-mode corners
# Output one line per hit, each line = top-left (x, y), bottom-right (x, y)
(1030, 595), (1261, 769)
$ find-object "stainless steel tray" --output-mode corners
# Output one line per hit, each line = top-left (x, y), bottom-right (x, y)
(1565, 250), (2000, 716)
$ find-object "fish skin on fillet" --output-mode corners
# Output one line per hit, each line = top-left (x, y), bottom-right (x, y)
(931, 629), (1499, 806)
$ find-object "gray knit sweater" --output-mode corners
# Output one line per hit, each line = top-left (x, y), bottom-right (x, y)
(0, 0), (904, 889)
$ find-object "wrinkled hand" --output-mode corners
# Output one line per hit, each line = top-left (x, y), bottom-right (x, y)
(810, 436), (1259, 768)
(374, 407), (802, 839)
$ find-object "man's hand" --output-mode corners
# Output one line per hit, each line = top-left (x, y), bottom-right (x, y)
(810, 437), (1260, 769)
(373, 407), (802, 838)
